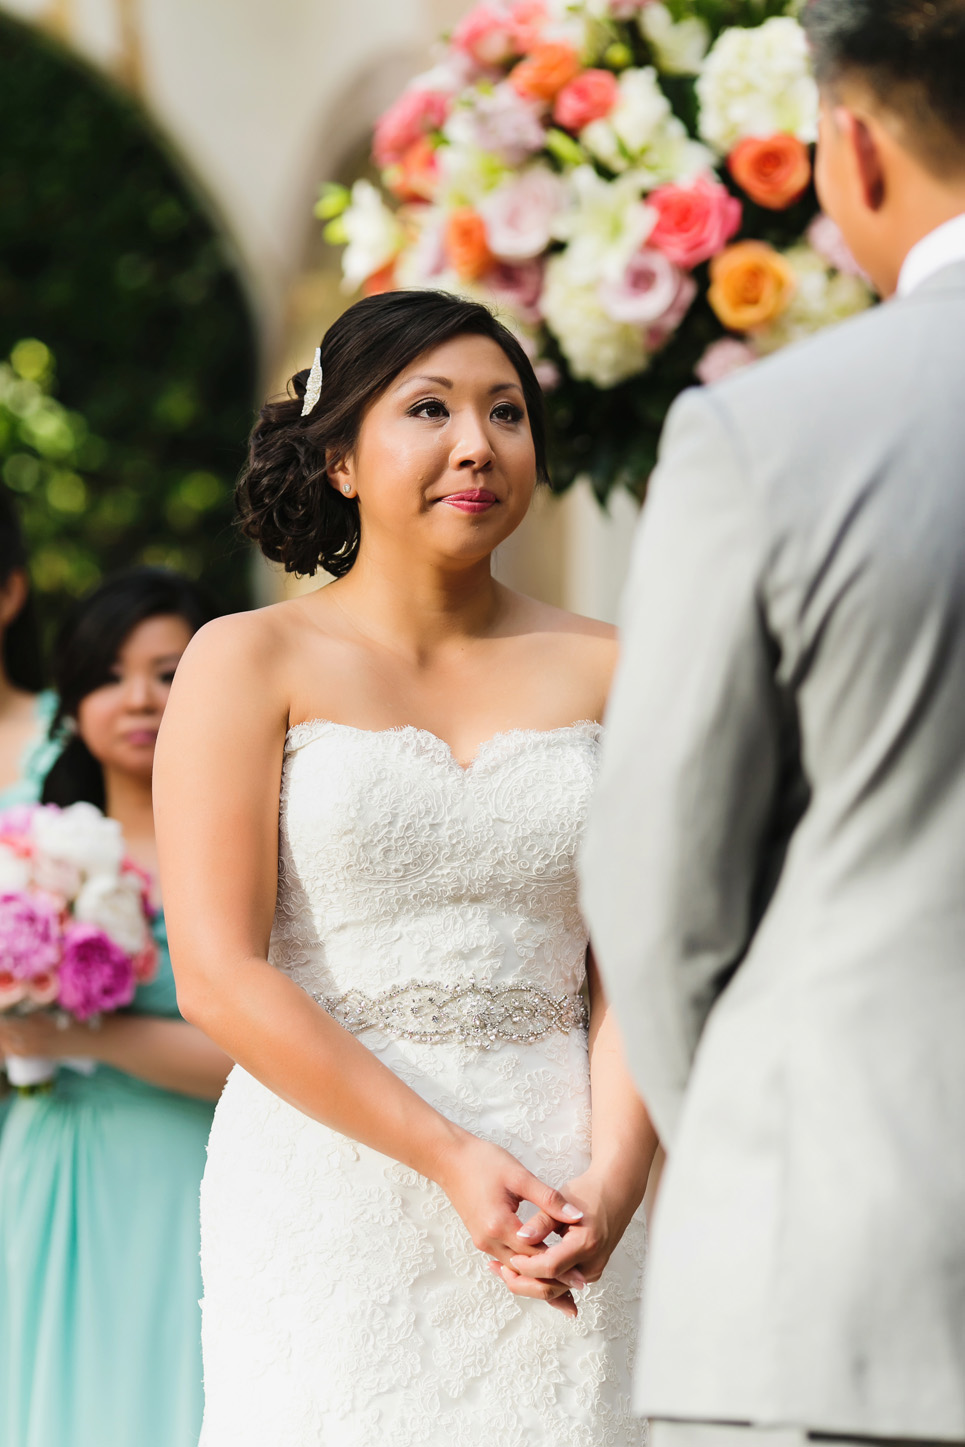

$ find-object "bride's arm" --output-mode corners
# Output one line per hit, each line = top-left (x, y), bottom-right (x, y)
(153, 614), (585, 1305)
(493, 951), (659, 1295)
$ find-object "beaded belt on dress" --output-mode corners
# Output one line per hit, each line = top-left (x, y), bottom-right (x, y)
(312, 982), (588, 1049)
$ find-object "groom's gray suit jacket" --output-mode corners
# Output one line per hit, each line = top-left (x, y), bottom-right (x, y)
(581, 262), (965, 1442)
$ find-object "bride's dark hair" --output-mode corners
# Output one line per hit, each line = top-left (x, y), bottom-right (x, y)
(237, 289), (551, 579)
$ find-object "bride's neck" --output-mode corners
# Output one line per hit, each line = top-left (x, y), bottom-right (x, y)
(328, 551), (505, 658)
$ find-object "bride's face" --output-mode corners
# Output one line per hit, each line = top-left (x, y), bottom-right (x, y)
(331, 334), (538, 565)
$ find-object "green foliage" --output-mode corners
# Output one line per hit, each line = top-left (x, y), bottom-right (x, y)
(0, 16), (258, 636)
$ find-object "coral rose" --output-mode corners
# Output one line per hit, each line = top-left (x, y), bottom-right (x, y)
(553, 70), (620, 132)
(708, 241), (796, 331)
(510, 44), (581, 102)
(647, 174), (742, 270)
(386, 137), (439, 202)
(728, 134), (811, 210)
(362, 261), (398, 297)
(445, 208), (493, 280)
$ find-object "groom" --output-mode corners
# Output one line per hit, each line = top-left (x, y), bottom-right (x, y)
(581, 3), (965, 1445)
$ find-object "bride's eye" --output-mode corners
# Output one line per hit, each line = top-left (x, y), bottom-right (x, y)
(410, 398), (449, 420)
(491, 402), (524, 424)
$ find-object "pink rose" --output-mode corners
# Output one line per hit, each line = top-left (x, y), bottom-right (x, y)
(807, 214), (872, 284)
(534, 359), (561, 391)
(0, 971), (26, 1010)
(553, 69), (620, 133)
(0, 891), (62, 981)
(132, 940), (159, 984)
(508, 0), (548, 54)
(57, 923), (135, 1022)
(610, 0), (654, 15)
(647, 175), (743, 271)
(452, 5), (518, 66)
(599, 249), (697, 348)
(486, 258), (545, 324)
(374, 90), (452, 170)
(480, 167), (564, 261)
(696, 337), (757, 385)
(25, 970), (60, 1007)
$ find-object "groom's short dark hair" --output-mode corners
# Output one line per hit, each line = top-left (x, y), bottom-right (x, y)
(804, 0), (965, 177)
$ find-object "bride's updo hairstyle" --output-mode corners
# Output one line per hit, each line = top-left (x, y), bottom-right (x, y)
(237, 289), (550, 578)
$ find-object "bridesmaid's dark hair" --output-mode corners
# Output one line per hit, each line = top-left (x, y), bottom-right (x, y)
(0, 484), (45, 693)
(237, 289), (551, 579)
(41, 567), (218, 809)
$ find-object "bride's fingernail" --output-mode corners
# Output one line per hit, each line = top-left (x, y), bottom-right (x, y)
(561, 1205), (584, 1222)
(516, 1226), (536, 1239)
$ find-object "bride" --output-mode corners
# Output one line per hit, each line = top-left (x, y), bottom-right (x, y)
(154, 289), (658, 1445)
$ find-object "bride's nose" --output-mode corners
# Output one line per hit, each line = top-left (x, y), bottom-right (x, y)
(449, 416), (495, 472)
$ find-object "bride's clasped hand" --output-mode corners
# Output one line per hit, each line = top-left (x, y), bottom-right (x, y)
(154, 289), (657, 1446)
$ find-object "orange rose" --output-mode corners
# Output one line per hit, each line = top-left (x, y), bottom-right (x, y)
(510, 43), (581, 101)
(444, 208), (493, 281)
(728, 134), (812, 211)
(362, 261), (398, 297)
(708, 241), (797, 331)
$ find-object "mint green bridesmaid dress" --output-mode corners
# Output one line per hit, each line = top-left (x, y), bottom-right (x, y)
(0, 913), (215, 1447)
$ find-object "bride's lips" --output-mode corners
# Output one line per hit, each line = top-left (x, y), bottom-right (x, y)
(439, 489), (498, 514)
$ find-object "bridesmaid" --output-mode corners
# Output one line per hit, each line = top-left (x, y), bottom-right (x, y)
(0, 484), (58, 810)
(0, 567), (232, 1447)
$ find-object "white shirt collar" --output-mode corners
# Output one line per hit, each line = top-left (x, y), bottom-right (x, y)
(897, 213), (965, 297)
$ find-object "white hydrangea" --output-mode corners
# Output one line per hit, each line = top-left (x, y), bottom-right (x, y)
(753, 243), (875, 355)
(582, 66), (714, 183)
(639, 3), (711, 76)
(542, 251), (650, 389)
(696, 16), (818, 155)
(552, 165), (654, 285)
(340, 180), (404, 291)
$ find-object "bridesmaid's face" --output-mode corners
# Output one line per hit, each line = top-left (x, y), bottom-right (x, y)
(330, 335), (538, 565)
(77, 614), (194, 784)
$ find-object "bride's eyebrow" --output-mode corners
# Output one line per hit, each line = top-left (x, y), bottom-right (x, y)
(396, 374), (453, 391)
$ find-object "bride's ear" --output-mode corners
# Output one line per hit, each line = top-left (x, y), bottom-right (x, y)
(326, 450), (357, 502)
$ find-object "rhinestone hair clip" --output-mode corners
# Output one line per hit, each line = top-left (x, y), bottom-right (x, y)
(300, 346), (323, 418)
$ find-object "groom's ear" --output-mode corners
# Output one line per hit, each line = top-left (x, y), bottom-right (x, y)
(835, 106), (886, 212)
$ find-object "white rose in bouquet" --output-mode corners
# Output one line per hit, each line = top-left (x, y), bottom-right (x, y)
(33, 802), (124, 882)
(480, 167), (566, 261)
(543, 251), (650, 388)
(73, 873), (152, 956)
(697, 16), (818, 154)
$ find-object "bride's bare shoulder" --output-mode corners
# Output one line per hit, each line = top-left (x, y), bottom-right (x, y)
(505, 591), (620, 706)
(173, 597), (337, 702)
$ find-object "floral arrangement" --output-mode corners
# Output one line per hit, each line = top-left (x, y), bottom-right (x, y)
(319, 0), (874, 500)
(0, 801), (158, 1088)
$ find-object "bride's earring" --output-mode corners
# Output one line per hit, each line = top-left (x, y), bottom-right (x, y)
(342, 483), (352, 496)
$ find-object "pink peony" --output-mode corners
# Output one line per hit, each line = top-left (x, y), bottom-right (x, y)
(553, 69), (620, 133)
(452, 4), (518, 66)
(807, 214), (872, 283)
(374, 90), (452, 169)
(0, 891), (63, 981)
(599, 249), (697, 347)
(480, 167), (564, 261)
(57, 923), (135, 1022)
(696, 337), (757, 385)
(486, 258), (546, 324)
(647, 175), (743, 271)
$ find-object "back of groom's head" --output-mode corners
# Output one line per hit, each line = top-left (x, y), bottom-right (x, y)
(804, 0), (965, 296)
(804, 0), (965, 178)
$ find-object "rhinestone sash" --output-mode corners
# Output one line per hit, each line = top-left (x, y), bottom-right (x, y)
(313, 981), (588, 1049)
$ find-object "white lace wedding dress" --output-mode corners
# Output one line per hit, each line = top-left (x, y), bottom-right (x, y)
(198, 720), (647, 1447)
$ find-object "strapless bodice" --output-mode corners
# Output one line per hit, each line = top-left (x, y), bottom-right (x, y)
(270, 720), (602, 1014)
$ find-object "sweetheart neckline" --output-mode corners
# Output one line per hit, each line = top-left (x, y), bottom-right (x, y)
(284, 718), (603, 774)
